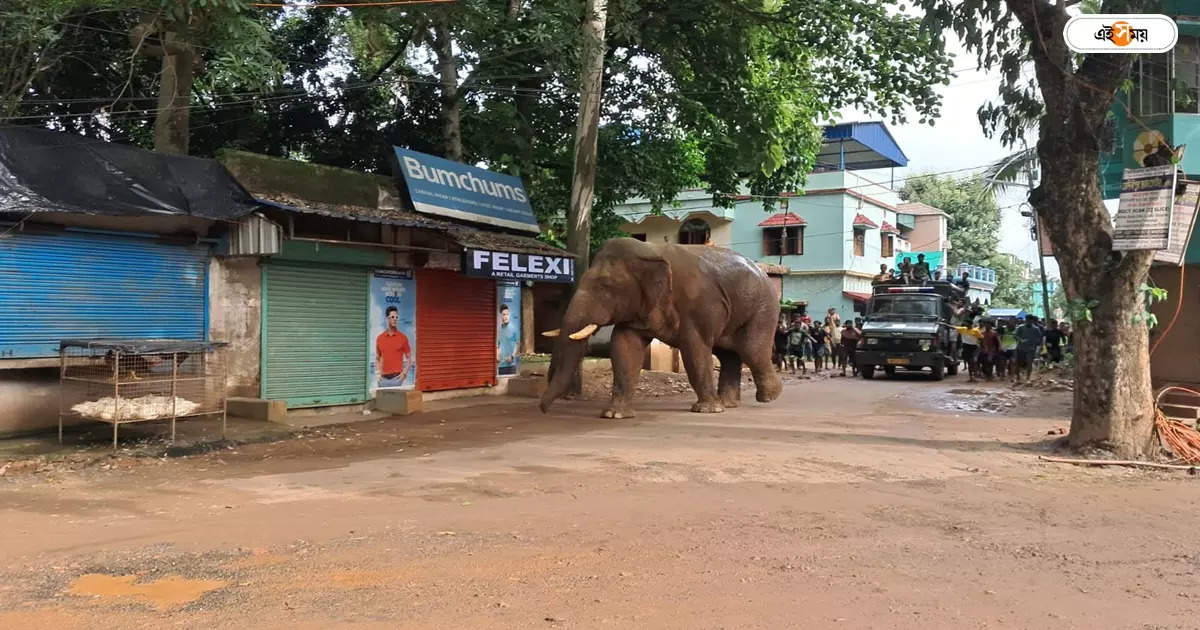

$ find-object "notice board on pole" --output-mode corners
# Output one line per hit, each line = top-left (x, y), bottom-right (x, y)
(1153, 180), (1200, 266)
(1113, 165), (1176, 251)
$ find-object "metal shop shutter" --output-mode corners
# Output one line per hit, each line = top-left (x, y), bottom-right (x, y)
(0, 231), (208, 359)
(262, 262), (368, 408)
(416, 270), (496, 391)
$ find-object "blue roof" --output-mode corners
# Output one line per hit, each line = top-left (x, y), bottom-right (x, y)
(816, 122), (909, 171)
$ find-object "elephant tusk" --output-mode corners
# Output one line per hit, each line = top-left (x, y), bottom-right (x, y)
(541, 329), (561, 337)
(568, 323), (599, 340)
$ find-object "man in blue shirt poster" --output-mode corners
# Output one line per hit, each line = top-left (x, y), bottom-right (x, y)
(497, 303), (520, 376)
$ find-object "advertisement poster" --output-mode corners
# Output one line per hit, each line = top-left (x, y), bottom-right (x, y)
(1114, 164), (1176, 251)
(369, 270), (417, 394)
(496, 280), (522, 377)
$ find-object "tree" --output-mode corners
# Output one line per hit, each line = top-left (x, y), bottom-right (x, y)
(0, 1), (122, 120)
(919, 0), (1160, 457)
(900, 172), (1029, 307)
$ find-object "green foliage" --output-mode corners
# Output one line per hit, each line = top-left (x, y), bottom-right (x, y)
(988, 255), (1034, 308)
(901, 172), (1037, 308)
(901, 173), (1000, 267)
(8, 0), (954, 257)
(1132, 282), (1169, 328)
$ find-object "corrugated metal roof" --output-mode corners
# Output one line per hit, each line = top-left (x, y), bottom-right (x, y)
(255, 196), (571, 258)
(817, 122), (909, 170)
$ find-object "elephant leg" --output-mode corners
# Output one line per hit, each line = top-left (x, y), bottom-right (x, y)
(679, 339), (723, 413)
(715, 349), (742, 409)
(604, 327), (647, 419)
(741, 322), (783, 404)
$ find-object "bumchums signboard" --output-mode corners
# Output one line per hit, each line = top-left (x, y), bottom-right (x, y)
(369, 270), (416, 394)
(392, 147), (540, 233)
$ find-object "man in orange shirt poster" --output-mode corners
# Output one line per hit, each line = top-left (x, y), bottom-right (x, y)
(376, 305), (413, 388)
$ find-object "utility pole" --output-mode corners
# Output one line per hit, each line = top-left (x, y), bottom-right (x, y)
(565, 0), (608, 274)
(1027, 158), (1052, 321)
(557, 0), (608, 396)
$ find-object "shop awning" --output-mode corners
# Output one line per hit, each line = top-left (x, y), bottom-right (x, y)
(844, 291), (872, 304)
(255, 195), (570, 258)
(0, 126), (258, 220)
(758, 212), (806, 227)
(852, 213), (879, 229)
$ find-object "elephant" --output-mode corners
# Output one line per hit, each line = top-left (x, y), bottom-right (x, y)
(539, 237), (783, 418)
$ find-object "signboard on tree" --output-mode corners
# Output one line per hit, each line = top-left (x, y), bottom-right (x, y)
(1153, 180), (1200, 266)
(1113, 165), (1176, 251)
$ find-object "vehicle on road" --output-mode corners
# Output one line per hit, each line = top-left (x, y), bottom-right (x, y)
(855, 281), (963, 380)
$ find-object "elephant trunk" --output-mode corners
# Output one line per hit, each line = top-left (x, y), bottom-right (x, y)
(539, 292), (609, 413)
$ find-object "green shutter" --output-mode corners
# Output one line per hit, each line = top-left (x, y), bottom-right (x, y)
(262, 262), (368, 407)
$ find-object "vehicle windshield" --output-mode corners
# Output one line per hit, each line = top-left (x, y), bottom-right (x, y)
(868, 296), (939, 318)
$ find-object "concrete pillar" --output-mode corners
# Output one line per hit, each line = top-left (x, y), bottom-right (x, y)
(521, 284), (535, 354)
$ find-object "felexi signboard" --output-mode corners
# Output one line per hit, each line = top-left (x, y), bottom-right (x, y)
(462, 247), (575, 284)
(1113, 164), (1176, 251)
(1154, 180), (1200, 266)
(391, 147), (540, 234)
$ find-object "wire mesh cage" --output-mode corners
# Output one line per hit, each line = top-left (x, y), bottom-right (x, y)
(58, 339), (228, 448)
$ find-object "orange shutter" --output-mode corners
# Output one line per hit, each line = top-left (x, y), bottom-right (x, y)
(416, 270), (497, 391)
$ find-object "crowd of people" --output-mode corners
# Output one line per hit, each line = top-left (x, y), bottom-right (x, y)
(773, 308), (863, 377)
(954, 315), (1073, 384)
(772, 306), (1074, 383)
(871, 254), (973, 291)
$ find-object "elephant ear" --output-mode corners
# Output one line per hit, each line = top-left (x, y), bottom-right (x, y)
(636, 252), (678, 330)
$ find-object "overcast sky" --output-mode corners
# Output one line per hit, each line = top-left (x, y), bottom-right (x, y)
(838, 34), (1062, 279)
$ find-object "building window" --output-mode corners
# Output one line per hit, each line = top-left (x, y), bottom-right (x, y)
(631, 233), (647, 242)
(853, 229), (865, 257)
(678, 218), (710, 245)
(762, 226), (803, 256)
(1133, 53), (1171, 115)
(881, 234), (894, 257)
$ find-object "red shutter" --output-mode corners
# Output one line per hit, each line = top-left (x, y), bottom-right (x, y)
(416, 270), (497, 391)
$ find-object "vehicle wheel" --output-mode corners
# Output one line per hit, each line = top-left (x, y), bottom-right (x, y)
(947, 360), (959, 376)
(861, 365), (875, 379)
(884, 366), (896, 377)
(931, 359), (945, 381)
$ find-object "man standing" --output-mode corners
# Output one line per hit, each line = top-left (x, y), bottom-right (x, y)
(956, 318), (983, 383)
(1043, 319), (1065, 365)
(497, 303), (520, 376)
(1013, 314), (1044, 384)
(840, 320), (861, 377)
(376, 305), (413, 388)
(956, 271), (971, 292)
(827, 308), (842, 370)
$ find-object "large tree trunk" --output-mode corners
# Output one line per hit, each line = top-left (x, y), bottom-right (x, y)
(153, 32), (195, 155)
(1011, 0), (1157, 457)
(433, 22), (462, 162)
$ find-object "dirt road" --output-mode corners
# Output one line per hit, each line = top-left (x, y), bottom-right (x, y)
(1, 374), (1197, 629)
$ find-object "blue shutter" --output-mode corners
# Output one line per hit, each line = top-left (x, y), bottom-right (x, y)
(0, 231), (209, 358)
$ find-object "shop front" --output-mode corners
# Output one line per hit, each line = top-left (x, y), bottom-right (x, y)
(218, 147), (572, 415)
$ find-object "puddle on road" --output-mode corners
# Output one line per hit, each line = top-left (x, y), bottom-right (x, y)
(68, 573), (227, 610)
(938, 388), (1030, 414)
